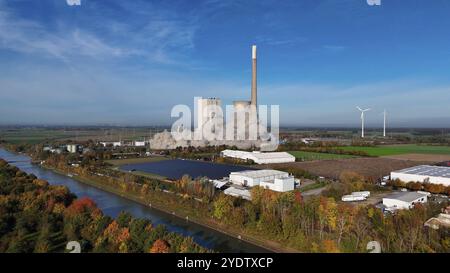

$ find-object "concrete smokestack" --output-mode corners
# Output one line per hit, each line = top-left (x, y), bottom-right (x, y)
(251, 45), (257, 106)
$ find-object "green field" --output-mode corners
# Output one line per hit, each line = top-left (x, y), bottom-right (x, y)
(338, 144), (450, 156)
(0, 128), (100, 144)
(288, 151), (356, 161)
(0, 127), (160, 144)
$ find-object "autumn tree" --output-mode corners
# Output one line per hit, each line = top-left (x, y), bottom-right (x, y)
(213, 194), (234, 220)
(149, 239), (170, 253)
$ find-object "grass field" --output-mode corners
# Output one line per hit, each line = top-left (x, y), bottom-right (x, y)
(0, 128), (106, 144)
(337, 144), (450, 157)
(0, 127), (161, 144)
(289, 151), (355, 161)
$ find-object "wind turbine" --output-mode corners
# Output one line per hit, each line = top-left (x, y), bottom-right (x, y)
(382, 109), (387, 137)
(356, 106), (371, 138)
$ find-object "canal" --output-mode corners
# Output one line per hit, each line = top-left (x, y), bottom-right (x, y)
(0, 148), (269, 253)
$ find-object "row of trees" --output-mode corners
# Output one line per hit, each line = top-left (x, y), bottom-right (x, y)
(212, 186), (449, 252)
(18, 144), (450, 253)
(175, 175), (216, 202)
(390, 179), (450, 195)
(0, 159), (209, 253)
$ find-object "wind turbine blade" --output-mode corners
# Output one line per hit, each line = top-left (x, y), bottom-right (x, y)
(356, 106), (362, 111)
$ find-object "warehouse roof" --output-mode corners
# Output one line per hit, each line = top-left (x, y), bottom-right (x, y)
(392, 165), (450, 178)
(230, 169), (288, 178)
(384, 192), (427, 203)
(224, 186), (252, 200)
(221, 150), (295, 159)
(250, 152), (295, 159)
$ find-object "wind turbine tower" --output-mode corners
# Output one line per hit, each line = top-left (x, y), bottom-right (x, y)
(356, 106), (371, 138)
(383, 109), (387, 138)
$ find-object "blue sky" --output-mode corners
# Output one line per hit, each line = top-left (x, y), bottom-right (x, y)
(1, 0), (450, 127)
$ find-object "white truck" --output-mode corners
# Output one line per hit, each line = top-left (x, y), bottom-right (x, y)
(341, 195), (366, 202)
(351, 191), (371, 198)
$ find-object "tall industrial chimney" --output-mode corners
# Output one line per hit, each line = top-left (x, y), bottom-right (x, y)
(251, 45), (257, 106)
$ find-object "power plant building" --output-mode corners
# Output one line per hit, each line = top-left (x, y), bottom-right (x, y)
(196, 97), (222, 137)
(232, 45), (259, 141)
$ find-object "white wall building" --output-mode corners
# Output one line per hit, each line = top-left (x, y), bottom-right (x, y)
(134, 141), (146, 147)
(67, 144), (80, 153)
(100, 141), (122, 147)
(221, 149), (296, 164)
(229, 169), (294, 192)
(390, 165), (450, 187)
(382, 192), (428, 210)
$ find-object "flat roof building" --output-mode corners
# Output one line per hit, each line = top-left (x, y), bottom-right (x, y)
(221, 149), (295, 164)
(229, 169), (294, 192)
(390, 165), (450, 187)
(224, 186), (252, 200)
(382, 191), (428, 210)
(424, 213), (450, 230)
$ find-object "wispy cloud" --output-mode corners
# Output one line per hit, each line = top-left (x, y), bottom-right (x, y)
(0, 8), (126, 62)
(0, 1), (198, 65)
(255, 36), (307, 47)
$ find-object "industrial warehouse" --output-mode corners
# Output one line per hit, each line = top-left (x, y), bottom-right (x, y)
(220, 149), (296, 164)
(229, 169), (295, 192)
(390, 165), (450, 187)
(222, 169), (296, 200)
(382, 191), (429, 211)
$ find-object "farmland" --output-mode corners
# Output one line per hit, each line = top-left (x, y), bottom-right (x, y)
(0, 126), (163, 144)
(337, 144), (450, 157)
(265, 157), (426, 180)
(288, 151), (355, 161)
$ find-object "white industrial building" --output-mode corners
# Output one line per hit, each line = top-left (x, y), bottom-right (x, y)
(221, 149), (296, 164)
(134, 140), (146, 147)
(382, 192), (428, 210)
(229, 169), (295, 192)
(390, 165), (450, 187)
(100, 141), (122, 147)
(424, 213), (450, 230)
(67, 144), (80, 153)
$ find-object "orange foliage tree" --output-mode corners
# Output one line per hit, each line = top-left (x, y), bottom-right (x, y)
(149, 239), (170, 253)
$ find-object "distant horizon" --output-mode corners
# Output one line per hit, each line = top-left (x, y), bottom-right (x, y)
(1, 1), (450, 126)
(1, 122), (449, 130)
